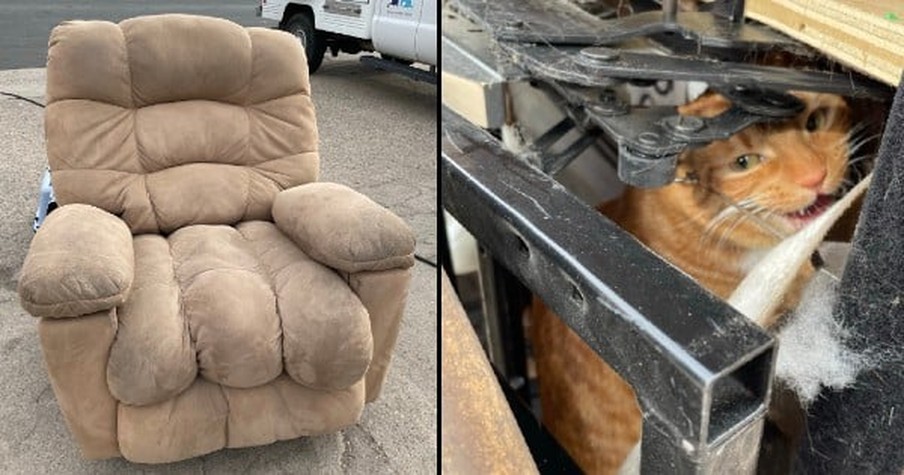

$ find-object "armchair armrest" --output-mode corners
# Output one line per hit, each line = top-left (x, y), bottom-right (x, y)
(18, 204), (134, 318)
(272, 182), (416, 273)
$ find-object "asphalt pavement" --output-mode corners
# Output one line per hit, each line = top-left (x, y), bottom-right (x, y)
(0, 1), (271, 70)
(0, 28), (437, 475)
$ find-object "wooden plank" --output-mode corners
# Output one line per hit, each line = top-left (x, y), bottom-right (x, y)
(441, 8), (509, 129)
(441, 270), (539, 474)
(746, 0), (904, 86)
(441, 69), (504, 129)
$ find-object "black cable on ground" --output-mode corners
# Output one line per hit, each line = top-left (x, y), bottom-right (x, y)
(415, 253), (437, 268)
(1, 92), (45, 108)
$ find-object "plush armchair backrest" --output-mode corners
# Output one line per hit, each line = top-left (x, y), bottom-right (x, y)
(44, 14), (319, 234)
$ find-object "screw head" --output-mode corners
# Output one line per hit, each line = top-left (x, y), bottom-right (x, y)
(666, 115), (705, 133)
(637, 131), (661, 146)
(579, 46), (620, 62)
(505, 19), (524, 29)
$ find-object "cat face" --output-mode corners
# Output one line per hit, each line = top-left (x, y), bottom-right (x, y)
(676, 91), (852, 248)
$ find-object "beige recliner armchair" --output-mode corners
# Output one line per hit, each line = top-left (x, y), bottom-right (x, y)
(17, 14), (415, 463)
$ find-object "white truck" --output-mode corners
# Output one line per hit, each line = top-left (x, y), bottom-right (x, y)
(257, 0), (436, 82)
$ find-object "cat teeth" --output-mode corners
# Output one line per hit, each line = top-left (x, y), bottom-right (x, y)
(790, 195), (835, 219)
(795, 204), (818, 217)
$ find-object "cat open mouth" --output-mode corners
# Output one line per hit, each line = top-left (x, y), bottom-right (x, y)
(785, 194), (836, 228)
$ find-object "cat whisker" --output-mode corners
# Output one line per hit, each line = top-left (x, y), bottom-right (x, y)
(674, 209), (715, 236)
(844, 122), (870, 141)
(716, 203), (783, 246)
(698, 193), (785, 250)
(700, 198), (762, 247)
(848, 123), (875, 138)
(715, 212), (758, 250)
(838, 178), (856, 194)
(701, 208), (743, 248)
(844, 122), (870, 143)
(845, 154), (877, 171)
(844, 154), (877, 184)
(707, 191), (790, 242)
(848, 141), (877, 160)
(701, 207), (741, 245)
(847, 133), (881, 158)
(839, 132), (875, 165)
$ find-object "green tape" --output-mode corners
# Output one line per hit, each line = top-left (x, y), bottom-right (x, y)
(883, 12), (900, 22)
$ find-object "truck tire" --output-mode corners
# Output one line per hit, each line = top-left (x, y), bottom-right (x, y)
(285, 13), (326, 73)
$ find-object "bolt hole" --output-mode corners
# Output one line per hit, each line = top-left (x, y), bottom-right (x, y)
(514, 234), (530, 257)
(569, 283), (584, 305)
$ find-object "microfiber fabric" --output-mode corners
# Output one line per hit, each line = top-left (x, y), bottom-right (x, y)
(795, 76), (904, 473)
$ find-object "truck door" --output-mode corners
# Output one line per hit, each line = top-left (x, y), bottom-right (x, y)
(372, 0), (421, 62)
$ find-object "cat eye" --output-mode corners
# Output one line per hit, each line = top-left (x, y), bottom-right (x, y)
(731, 154), (764, 171)
(806, 109), (827, 132)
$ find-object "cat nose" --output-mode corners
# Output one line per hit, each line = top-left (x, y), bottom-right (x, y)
(796, 167), (827, 190)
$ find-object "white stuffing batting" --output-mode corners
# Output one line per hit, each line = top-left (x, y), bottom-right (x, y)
(775, 273), (872, 405)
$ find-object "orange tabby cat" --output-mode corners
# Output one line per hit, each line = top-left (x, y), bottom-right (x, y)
(531, 91), (852, 474)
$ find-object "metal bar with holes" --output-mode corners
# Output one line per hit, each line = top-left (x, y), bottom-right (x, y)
(442, 105), (776, 473)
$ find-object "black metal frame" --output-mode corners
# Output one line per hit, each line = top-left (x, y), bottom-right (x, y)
(442, 106), (775, 472)
(446, 0), (892, 187)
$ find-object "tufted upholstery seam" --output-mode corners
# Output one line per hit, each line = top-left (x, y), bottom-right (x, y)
(128, 109), (142, 174)
(248, 167), (285, 196)
(244, 27), (254, 107)
(241, 168), (252, 221)
(126, 18), (157, 232)
(242, 102), (253, 219)
(121, 23), (137, 114)
(251, 153), (315, 184)
(174, 265), (263, 291)
(164, 233), (198, 372)
(114, 176), (132, 221)
(235, 224), (284, 335)
(142, 174), (162, 233)
(132, 110), (151, 173)
(219, 382), (231, 447)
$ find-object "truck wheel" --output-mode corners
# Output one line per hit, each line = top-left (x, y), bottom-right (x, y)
(285, 13), (326, 73)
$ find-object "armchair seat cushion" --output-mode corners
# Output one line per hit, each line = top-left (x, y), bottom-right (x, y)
(106, 221), (373, 406)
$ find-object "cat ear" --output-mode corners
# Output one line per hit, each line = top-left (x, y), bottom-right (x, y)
(678, 92), (732, 118)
